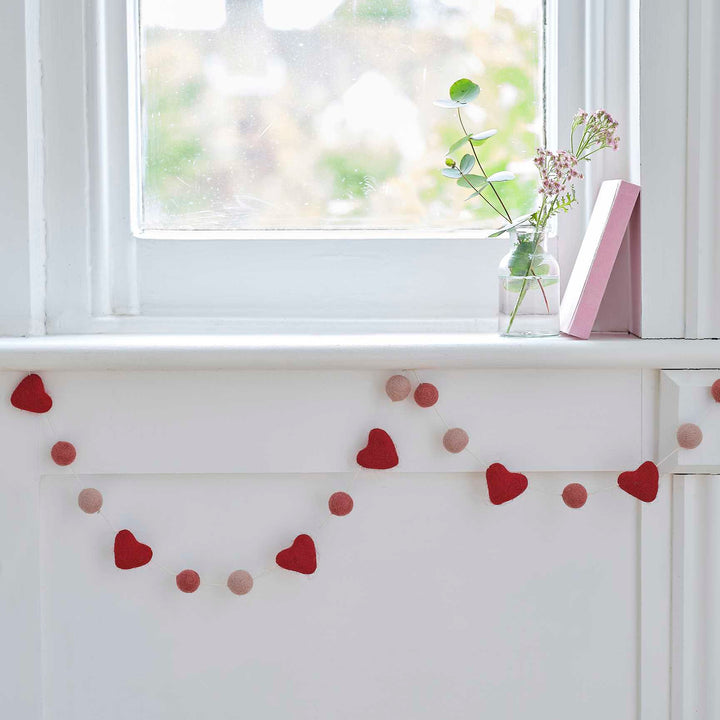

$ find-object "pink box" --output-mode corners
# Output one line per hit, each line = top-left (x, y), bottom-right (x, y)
(559, 180), (641, 339)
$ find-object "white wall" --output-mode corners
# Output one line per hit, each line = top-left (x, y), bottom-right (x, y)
(1, 367), (683, 719)
(0, 0), (39, 335)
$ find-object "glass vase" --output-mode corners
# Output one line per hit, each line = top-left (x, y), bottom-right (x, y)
(498, 225), (560, 337)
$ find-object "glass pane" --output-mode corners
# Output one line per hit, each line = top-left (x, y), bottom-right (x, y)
(136, 0), (542, 231)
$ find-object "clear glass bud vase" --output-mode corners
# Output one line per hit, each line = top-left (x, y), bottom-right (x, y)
(498, 225), (560, 337)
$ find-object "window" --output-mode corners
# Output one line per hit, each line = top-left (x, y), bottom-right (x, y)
(137, 0), (542, 233)
(37, 0), (637, 334)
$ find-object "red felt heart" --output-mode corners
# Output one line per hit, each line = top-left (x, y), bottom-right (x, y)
(486, 463), (529, 505)
(618, 461), (659, 503)
(11, 374), (53, 414)
(114, 529), (153, 570)
(276, 534), (317, 575)
(356, 428), (399, 469)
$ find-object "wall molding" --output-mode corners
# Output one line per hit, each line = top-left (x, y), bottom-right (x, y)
(671, 475), (720, 718)
(684, 0), (720, 338)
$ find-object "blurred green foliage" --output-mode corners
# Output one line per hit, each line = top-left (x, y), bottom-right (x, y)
(319, 150), (401, 202)
(338, 0), (411, 20)
(140, 0), (540, 230)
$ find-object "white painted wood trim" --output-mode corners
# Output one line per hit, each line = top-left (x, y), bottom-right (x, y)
(639, 370), (672, 720)
(640, 480), (672, 720)
(684, 0), (720, 339)
(0, 0), (45, 336)
(659, 370), (720, 474)
(0, 334), (715, 371)
(0, 404), (44, 719)
(637, 0), (688, 338)
(671, 474), (720, 719)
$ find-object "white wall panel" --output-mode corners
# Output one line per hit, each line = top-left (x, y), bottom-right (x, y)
(659, 370), (720, 473)
(0, 368), (676, 720)
(39, 470), (640, 720)
(38, 369), (643, 474)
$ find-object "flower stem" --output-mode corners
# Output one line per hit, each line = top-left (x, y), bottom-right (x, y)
(504, 227), (547, 334)
(505, 278), (529, 334)
(530, 267), (550, 313)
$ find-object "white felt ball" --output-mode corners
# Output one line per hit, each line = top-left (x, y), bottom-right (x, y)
(443, 428), (469, 453)
(78, 488), (103, 514)
(227, 570), (254, 595)
(677, 423), (703, 449)
(386, 375), (411, 402)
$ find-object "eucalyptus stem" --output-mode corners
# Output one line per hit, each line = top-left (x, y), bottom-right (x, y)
(457, 109), (512, 223)
(456, 168), (505, 218)
(504, 225), (549, 334)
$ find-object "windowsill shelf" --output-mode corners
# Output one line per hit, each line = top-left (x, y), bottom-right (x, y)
(0, 333), (716, 371)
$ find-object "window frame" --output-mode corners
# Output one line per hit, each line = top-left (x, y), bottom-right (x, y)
(38, 0), (642, 335)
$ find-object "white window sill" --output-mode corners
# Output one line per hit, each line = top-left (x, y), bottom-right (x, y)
(0, 333), (716, 370)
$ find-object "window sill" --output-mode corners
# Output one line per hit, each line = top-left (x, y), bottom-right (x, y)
(0, 333), (716, 370)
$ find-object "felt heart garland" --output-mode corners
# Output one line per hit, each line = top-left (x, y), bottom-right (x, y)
(617, 461), (659, 503)
(356, 428), (399, 469)
(11, 374), (53, 414)
(276, 534), (317, 575)
(486, 463), (529, 505)
(114, 530), (153, 570)
(13, 369), (710, 598)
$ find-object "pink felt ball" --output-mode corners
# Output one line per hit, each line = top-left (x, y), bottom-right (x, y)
(51, 441), (77, 466)
(227, 570), (254, 596)
(711, 380), (720, 403)
(78, 488), (103, 514)
(176, 569), (200, 594)
(677, 423), (703, 449)
(329, 491), (354, 516)
(414, 383), (439, 408)
(562, 483), (588, 509)
(385, 375), (411, 402)
(443, 428), (469, 453)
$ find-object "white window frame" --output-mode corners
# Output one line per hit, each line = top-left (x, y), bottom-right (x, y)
(30, 0), (622, 334)
(16, 0), (703, 337)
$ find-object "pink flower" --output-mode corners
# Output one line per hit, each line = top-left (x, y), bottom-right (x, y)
(533, 148), (581, 198)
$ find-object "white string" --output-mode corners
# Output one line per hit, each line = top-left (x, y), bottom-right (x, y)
(408, 369), (495, 506)
(407, 369), (713, 500)
(242, 466), (365, 580)
(656, 446), (680, 469)
(43, 400), (370, 592)
(37, 371), (717, 594)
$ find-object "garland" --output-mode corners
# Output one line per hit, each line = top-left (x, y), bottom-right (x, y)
(9, 371), (719, 597)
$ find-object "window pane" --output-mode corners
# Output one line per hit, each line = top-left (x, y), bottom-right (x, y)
(136, 0), (542, 231)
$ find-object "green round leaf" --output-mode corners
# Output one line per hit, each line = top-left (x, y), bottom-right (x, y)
(456, 174), (487, 190)
(459, 154), (475, 174)
(446, 134), (472, 154)
(470, 129), (498, 147)
(442, 167), (461, 178)
(471, 129), (498, 141)
(449, 78), (480, 104)
(433, 99), (465, 109)
(487, 170), (515, 183)
(488, 214), (534, 238)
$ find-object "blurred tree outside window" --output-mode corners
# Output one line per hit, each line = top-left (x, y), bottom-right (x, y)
(138, 0), (542, 231)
